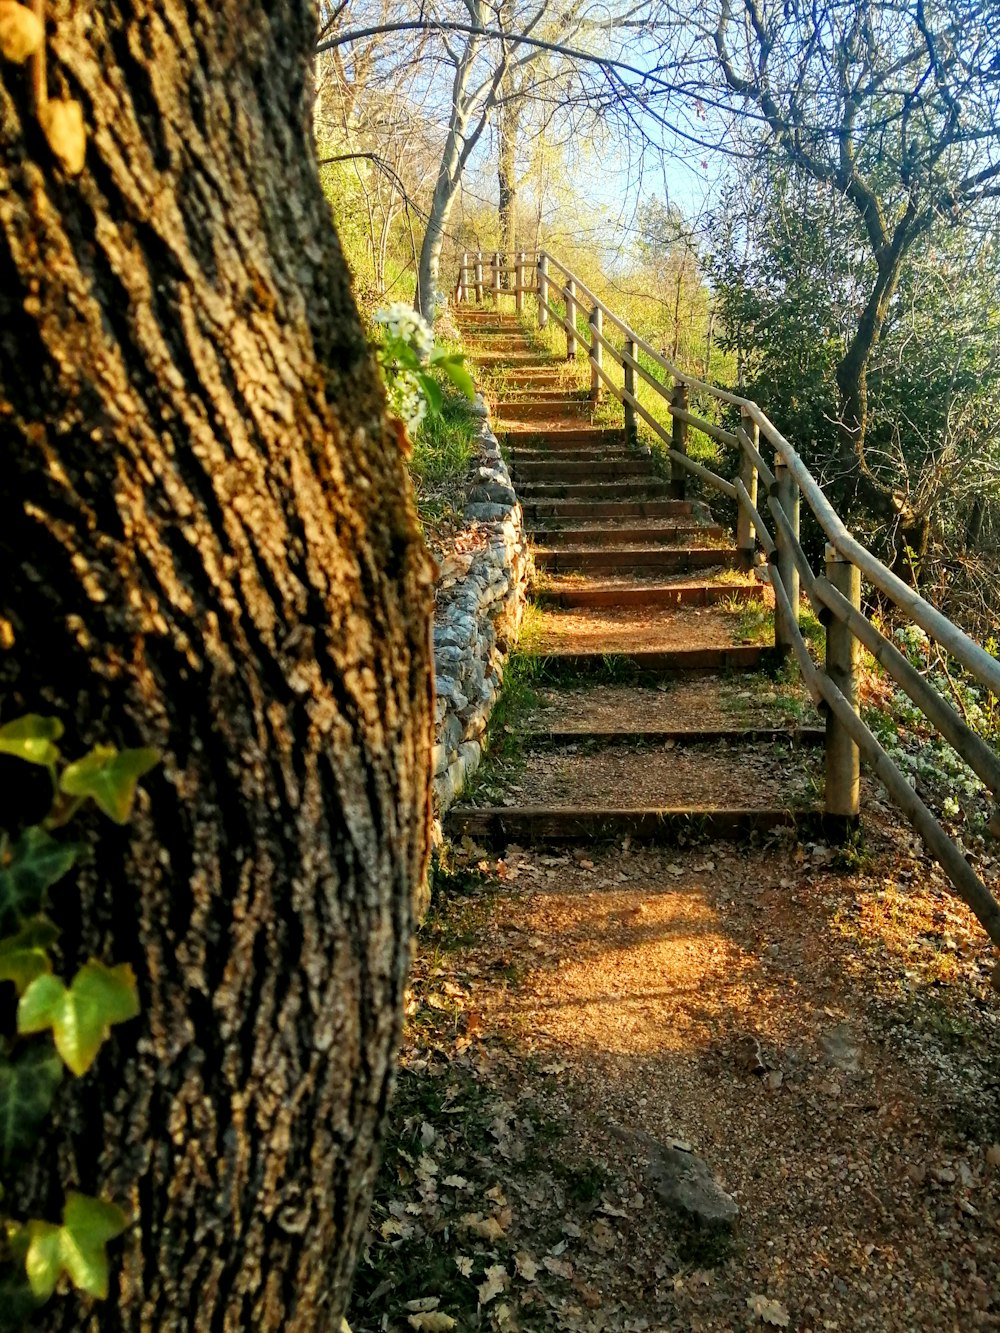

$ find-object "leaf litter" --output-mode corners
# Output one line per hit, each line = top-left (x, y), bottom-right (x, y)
(349, 819), (1000, 1331)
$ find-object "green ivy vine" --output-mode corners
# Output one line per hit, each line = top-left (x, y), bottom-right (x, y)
(0, 714), (158, 1326)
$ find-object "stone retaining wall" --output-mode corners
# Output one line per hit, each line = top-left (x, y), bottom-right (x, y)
(431, 396), (531, 818)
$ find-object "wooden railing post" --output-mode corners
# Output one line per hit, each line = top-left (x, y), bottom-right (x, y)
(515, 251), (526, 314)
(824, 544), (861, 825)
(474, 252), (484, 304)
(537, 254), (549, 329)
(624, 337), (637, 445)
(670, 380), (689, 498)
(589, 305), (603, 403)
(492, 251), (501, 302)
(773, 459), (801, 652)
(737, 406), (759, 569)
(565, 279), (578, 359)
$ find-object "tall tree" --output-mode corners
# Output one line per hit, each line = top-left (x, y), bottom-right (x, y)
(0, 2), (434, 1329)
(702, 0), (1000, 567)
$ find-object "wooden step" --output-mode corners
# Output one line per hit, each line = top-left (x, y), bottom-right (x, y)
(512, 448), (638, 463)
(518, 481), (679, 500)
(502, 388), (590, 402)
(447, 805), (821, 847)
(522, 499), (693, 519)
(529, 525), (726, 546)
(527, 645), (772, 672)
(502, 427), (625, 445)
(535, 580), (764, 609)
(513, 459), (653, 481)
(495, 400), (592, 420)
(510, 438), (638, 456)
(523, 725), (825, 746)
(533, 547), (739, 573)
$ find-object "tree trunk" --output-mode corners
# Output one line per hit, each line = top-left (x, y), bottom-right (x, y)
(497, 93), (521, 260)
(832, 240), (932, 580)
(0, 4), (434, 1330)
(417, 170), (456, 323)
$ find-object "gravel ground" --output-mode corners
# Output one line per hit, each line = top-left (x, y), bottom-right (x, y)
(352, 816), (1000, 1333)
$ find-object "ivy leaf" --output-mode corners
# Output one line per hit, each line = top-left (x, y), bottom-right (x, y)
(18, 962), (140, 1076)
(0, 828), (82, 933)
(0, 916), (58, 993)
(0, 1045), (63, 1168)
(0, 1270), (41, 1331)
(0, 715), (63, 767)
(59, 745), (159, 824)
(25, 1193), (128, 1301)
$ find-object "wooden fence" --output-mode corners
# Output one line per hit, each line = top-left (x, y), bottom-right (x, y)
(455, 248), (1000, 953)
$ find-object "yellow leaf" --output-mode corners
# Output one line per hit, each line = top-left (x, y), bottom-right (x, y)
(0, 1), (43, 64)
(407, 1315), (456, 1331)
(39, 99), (87, 176)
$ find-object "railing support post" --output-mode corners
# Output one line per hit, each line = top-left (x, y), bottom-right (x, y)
(736, 406), (759, 569)
(773, 459), (801, 652)
(589, 305), (603, 404)
(515, 251), (525, 314)
(565, 279), (578, 359)
(458, 251), (468, 303)
(474, 252), (484, 304)
(624, 337), (637, 446)
(824, 544), (861, 826)
(670, 380), (689, 498)
(492, 250), (501, 303)
(537, 254), (548, 329)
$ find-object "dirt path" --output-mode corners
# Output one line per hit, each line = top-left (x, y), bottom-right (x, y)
(350, 827), (1000, 1332)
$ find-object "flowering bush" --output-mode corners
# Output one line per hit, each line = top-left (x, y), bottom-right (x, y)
(374, 303), (474, 434)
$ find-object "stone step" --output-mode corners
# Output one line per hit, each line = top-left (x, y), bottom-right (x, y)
(528, 524), (726, 546)
(533, 547), (739, 574)
(513, 459), (653, 481)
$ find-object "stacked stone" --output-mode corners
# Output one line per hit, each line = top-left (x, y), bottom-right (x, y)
(431, 396), (530, 816)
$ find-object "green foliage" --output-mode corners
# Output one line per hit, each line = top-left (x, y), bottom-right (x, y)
(23, 1194), (128, 1302)
(18, 962), (139, 1078)
(0, 714), (158, 1322)
(0, 1045), (62, 1170)
(0, 829), (83, 934)
(706, 168), (1000, 554)
(373, 302), (474, 436)
(59, 746), (159, 825)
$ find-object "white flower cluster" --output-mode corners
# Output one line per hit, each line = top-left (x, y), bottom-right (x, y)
(392, 375), (428, 434)
(374, 302), (435, 363)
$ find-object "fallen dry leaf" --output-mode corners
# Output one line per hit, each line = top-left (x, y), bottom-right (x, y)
(407, 1315), (456, 1331)
(514, 1251), (539, 1281)
(747, 1294), (790, 1327)
(478, 1263), (508, 1304)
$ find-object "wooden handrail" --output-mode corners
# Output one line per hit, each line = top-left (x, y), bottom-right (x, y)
(452, 247), (1000, 954)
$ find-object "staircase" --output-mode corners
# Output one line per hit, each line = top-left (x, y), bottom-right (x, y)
(447, 309), (825, 848)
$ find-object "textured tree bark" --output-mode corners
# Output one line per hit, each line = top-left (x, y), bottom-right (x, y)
(0, 3), (434, 1330)
(497, 92), (521, 259)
